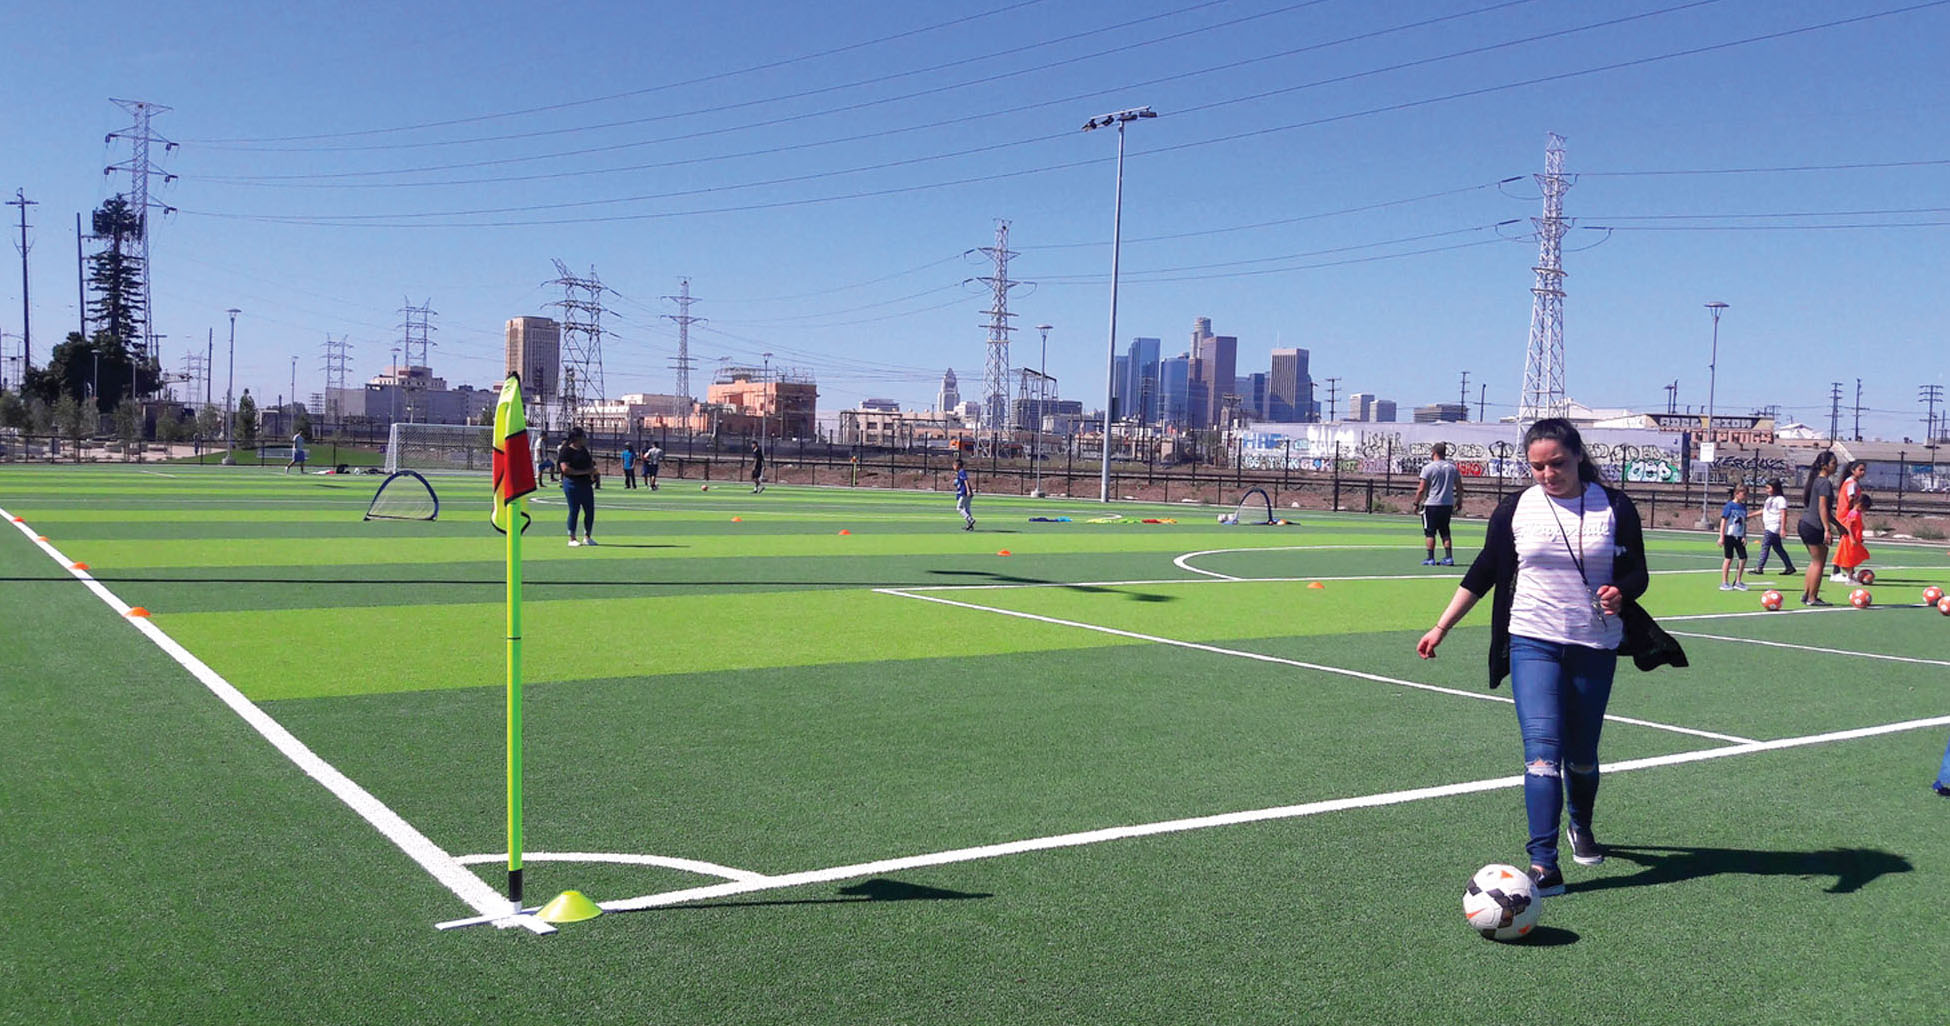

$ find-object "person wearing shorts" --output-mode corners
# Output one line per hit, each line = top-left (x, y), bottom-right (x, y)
(644, 444), (663, 490)
(1797, 451), (1840, 605)
(285, 432), (308, 474)
(1718, 485), (1750, 591)
(1412, 442), (1462, 566)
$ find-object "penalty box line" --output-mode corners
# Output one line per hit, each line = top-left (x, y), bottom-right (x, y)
(875, 588), (1754, 745)
(0, 507), (550, 935)
(566, 712), (1950, 919)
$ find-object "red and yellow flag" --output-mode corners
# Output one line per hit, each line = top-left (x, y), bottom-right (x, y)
(491, 374), (537, 534)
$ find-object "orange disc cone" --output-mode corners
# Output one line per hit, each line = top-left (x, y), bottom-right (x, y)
(838, 529), (851, 535)
(34, 535), (48, 542)
(127, 607), (151, 618)
(9, 516), (21, 523)
(731, 516), (743, 522)
(997, 549), (1012, 556)
(70, 562), (89, 571)
(1307, 581), (1325, 589)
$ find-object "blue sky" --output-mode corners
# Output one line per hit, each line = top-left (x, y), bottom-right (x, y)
(4, 0), (1946, 439)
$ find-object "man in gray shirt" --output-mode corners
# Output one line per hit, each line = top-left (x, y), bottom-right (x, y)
(1411, 442), (1463, 566)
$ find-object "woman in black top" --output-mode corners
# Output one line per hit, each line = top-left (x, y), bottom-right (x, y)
(558, 427), (598, 546)
(1796, 451), (1839, 605)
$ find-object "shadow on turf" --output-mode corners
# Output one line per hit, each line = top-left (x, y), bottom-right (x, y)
(927, 568), (1175, 602)
(1575, 845), (1912, 895)
(657, 878), (990, 911)
(1512, 926), (1579, 946)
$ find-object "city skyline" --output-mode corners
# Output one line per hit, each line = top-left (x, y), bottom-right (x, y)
(3, 1), (1945, 439)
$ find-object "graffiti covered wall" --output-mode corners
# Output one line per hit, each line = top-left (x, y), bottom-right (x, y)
(1233, 422), (1684, 482)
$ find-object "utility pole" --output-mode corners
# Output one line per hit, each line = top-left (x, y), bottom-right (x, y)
(204, 329), (212, 406)
(1921, 383), (1944, 443)
(1324, 377), (1341, 422)
(1852, 378), (1863, 441)
(1664, 380), (1678, 415)
(1478, 383), (1487, 423)
(1458, 369), (1470, 419)
(7, 190), (34, 373)
(1828, 382), (1844, 443)
(1082, 105), (1155, 502)
(75, 213), (88, 340)
(223, 309), (240, 462)
(662, 278), (702, 401)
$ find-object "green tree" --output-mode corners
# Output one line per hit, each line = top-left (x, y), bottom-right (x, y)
(53, 394), (86, 458)
(0, 389), (25, 431)
(88, 196), (146, 348)
(26, 331), (156, 411)
(195, 404), (222, 443)
(235, 390), (259, 451)
(154, 411), (183, 447)
(112, 400), (143, 457)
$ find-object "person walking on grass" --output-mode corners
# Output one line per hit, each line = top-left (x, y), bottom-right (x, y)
(750, 440), (766, 493)
(1718, 484), (1751, 592)
(1412, 442), (1462, 566)
(285, 431), (308, 474)
(954, 457), (975, 530)
(1798, 451), (1840, 605)
(1754, 479), (1797, 576)
(558, 427), (598, 547)
(1415, 418), (1653, 898)
(644, 443), (663, 490)
(1832, 460), (1870, 583)
(621, 444), (637, 490)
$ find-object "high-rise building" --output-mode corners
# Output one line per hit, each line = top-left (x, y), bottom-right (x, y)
(1246, 372), (1269, 421)
(1413, 402), (1469, 423)
(1348, 392), (1376, 422)
(1161, 354), (1190, 428)
(1111, 354), (1130, 420)
(1124, 337), (1161, 425)
(1191, 333), (1237, 429)
(937, 368), (960, 413)
(1268, 347), (1314, 421)
(505, 316), (561, 402)
(1374, 399), (1397, 423)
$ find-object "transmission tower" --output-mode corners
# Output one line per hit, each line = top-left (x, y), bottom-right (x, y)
(550, 260), (607, 426)
(103, 98), (178, 368)
(1920, 383), (1943, 443)
(1458, 369), (1470, 419)
(396, 299), (436, 424)
(1518, 132), (1572, 426)
(1852, 378), (1864, 441)
(321, 334), (352, 428)
(180, 349), (207, 406)
(663, 278), (703, 400)
(1323, 377), (1340, 422)
(971, 220), (1022, 444)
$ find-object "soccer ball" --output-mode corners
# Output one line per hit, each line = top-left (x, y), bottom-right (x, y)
(700, 484), (710, 491)
(1856, 568), (1876, 586)
(1464, 864), (1541, 941)
(1849, 588), (1873, 609)
(1939, 596), (1950, 617)
(1761, 590), (1783, 611)
(1923, 586), (1945, 606)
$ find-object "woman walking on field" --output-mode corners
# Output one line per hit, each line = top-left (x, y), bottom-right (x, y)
(1798, 451), (1840, 605)
(1415, 418), (1651, 896)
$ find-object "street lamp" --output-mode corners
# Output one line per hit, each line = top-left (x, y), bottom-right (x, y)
(1699, 301), (1728, 526)
(223, 308), (240, 463)
(1083, 105), (1156, 503)
(1034, 323), (1052, 497)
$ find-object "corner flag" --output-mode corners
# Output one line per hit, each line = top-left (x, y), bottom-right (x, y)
(491, 374), (536, 905)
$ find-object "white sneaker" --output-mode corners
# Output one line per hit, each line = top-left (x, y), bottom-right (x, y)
(582, 537), (598, 546)
(1733, 582), (1749, 591)
(1719, 583), (1733, 591)
(1830, 572), (1850, 583)
(567, 538), (581, 547)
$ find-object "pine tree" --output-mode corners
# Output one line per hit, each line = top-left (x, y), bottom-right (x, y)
(88, 196), (146, 349)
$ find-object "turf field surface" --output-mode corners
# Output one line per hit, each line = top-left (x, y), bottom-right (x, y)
(4, 465), (1948, 1025)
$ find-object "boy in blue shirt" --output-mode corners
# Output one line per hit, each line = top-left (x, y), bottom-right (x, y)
(1718, 484), (1751, 591)
(953, 458), (974, 531)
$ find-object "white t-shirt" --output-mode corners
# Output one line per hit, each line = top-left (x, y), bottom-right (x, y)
(1508, 482), (1623, 650)
(1761, 495), (1788, 534)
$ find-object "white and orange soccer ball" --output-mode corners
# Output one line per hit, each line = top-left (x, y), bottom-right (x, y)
(1464, 864), (1541, 941)
(1924, 586), (1945, 606)
(1938, 596), (1950, 617)
(1856, 568), (1876, 586)
(1849, 588), (1873, 609)
(700, 484), (710, 491)
(1761, 590), (1784, 611)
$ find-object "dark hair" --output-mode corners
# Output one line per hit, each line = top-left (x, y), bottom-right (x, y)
(567, 426), (586, 440)
(1802, 451), (1838, 508)
(1856, 490), (1873, 511)
(1768, 478), (1784, 496)
(1843, 459), (1867, 479)
(1519, 418), (1604, 484)
(1431, 442), (1448, 459)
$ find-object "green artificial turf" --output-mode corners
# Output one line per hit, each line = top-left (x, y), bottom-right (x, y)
(3, 464), (1948, 1025)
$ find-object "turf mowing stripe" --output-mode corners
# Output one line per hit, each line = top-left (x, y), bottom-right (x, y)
(878, 588), (1756, 744)
(0, 504), (547, 935)
(431, 712), (1950, 927)
(1668, 630), (1950, 668)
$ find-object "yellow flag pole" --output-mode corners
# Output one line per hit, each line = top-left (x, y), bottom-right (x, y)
(507, 489), (525, 906)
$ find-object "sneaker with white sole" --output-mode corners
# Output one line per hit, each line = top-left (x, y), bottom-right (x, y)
(1527, 864), (1565, 897)
(1437, 557), (1454, 566)
(1831, 572), (1851, 583)
(1733, 582), (1749, 591)
(1567, 821), (1606, 866)
(1718, 583), (1733, 591)
(582, 537), (598, 546)
(567, 538), (581, 547)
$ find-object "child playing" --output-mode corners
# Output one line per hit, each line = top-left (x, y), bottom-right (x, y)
(1719, 484), (1751, 592)
(1835, 489), (1872, 582)
(1754, 479), (1797, 576)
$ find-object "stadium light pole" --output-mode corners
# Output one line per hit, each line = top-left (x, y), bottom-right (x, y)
(1034, 323), (1052, 497)
(1083, 105), (1155, 503)
(223, 308), (239, 462)
(1699, 301), (1728, 527)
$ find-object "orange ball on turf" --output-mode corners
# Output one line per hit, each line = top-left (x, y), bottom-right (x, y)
(1939, 596), (1950, 616)
(1761, 590), (1783, 611)
(1924, 586), (1945, 606)
(1849, 588), (1872, 609)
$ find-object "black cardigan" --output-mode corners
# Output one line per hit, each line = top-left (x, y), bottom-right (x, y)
(1458, 484), (1650, 689)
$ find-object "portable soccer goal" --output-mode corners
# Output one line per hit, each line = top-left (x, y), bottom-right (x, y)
(1221, 487), (1286, 526)
(383, 422), (495, 475)
(365, 470), (440, 521)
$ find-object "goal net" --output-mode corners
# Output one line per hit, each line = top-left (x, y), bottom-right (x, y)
(365, 470), (440, 521)
(1224, 487), (1284, 526)
(384, 422), (494, 475)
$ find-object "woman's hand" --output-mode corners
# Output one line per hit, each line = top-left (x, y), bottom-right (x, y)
(1416, 627), (1447, 659)
(1595, 584), (1623, 616)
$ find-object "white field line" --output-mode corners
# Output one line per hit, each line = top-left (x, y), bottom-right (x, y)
(0, 507), (548, 935)
(1173, 544), (1402, 580)
(454, 851), (767, 882)
(877, 588), (1754, 745)
(1669, 630), (1950, 668)
(492, 713), (1948, 921)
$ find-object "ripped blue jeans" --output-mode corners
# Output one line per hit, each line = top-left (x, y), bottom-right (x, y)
(1509, 634), (1617, 873)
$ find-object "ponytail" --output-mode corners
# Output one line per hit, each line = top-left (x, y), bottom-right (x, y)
(1520, 417), (1605, 484)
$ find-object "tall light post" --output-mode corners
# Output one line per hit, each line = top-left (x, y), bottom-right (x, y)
(1083, 105), (1155, 503)
(1034, 323), (1052, 497)
(223, 308), (240, 462)
(761, 352), (772, 456)
(1699, 301), (1728, 526)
